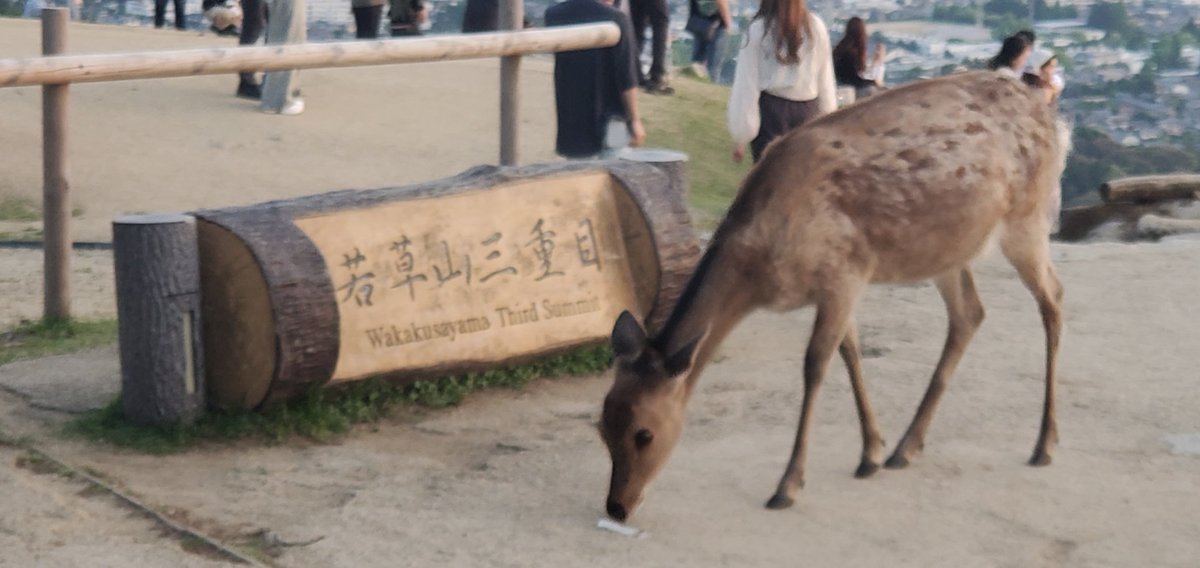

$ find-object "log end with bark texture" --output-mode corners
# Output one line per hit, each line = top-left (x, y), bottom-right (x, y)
(1101, 175), (1200, 204)
(113, 214), (205, 426)
(193, 162), (700, 410)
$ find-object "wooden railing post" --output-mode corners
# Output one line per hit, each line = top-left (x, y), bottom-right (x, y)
(499, 0), (523, 166)
(41, 7), (71, 321)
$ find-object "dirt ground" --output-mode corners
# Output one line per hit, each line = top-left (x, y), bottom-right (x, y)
(3, 17), (1200, 568)
(2, 241), (1200, 567)
(0, 19), (560, 243)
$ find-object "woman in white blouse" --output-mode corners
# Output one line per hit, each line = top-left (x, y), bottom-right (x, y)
(727, 0), (837, 163)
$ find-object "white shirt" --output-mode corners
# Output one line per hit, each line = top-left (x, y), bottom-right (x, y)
(863, 61), (886, 84)
(727, 14), (838, 147)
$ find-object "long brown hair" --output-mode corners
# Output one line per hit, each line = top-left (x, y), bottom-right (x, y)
(755, 0), (812, 65)
(833, 17), (868, 73)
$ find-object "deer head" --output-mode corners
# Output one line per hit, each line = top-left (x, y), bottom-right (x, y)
(599, 311), (705, 521)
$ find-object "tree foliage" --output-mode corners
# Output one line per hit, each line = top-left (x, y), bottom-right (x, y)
(1150, 34), (1190, 70)
(0, 0), (25, 16)
(1063, 126), (1200, 205)
(1088, 1), (1149, 49)
(932, 4), (978, 24)
(982, 0), (1076, 20)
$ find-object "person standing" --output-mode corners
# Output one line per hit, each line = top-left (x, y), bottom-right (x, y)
(461, 0), (497, 32)
(545, 0), (646, 158)
(727, 0), (836, 163)
(260, 0), (306, 115)
(686, 0), (732, 82)
(389, 0), (427, 36)
(235, 0), (266, 99)
(629, 0), (671, 94)
(352, 0), (385, 38)
(154, 0), (186, 29)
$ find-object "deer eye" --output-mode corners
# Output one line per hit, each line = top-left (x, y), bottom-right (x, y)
(634, 429), (653, 449)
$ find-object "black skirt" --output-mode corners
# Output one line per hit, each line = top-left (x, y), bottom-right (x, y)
(751, 92), (821, 163)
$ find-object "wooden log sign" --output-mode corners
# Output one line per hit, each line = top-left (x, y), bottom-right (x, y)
(194, 162), (699, 409)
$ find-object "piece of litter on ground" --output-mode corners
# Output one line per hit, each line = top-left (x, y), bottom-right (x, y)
(596, 518), (648, 539)
(1164, 433), (1200, 457)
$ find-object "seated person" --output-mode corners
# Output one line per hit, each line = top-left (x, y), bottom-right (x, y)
(203, 0), (243, 36)
(389, 0), (428, 36)
(832, 17), (885, 99)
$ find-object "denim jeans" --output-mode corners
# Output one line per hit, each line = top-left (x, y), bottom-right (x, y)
(261, 0), (305, 112)
(691, 25), (727, 82)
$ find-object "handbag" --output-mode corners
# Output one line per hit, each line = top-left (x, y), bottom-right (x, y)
(686, 14), (720, 42)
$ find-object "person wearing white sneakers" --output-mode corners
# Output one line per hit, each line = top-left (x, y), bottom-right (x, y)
(261, 0), (306, 115)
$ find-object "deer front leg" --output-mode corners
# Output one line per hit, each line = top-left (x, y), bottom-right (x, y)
(886, 268), (985, 469)
(839, 318), (885, 479)
(767, 290), (859, 509)
(1000, 226), (1063, 466)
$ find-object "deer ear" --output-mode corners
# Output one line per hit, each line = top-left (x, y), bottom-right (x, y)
(664, 328), (708, 377)
(611, 311), (647, 359)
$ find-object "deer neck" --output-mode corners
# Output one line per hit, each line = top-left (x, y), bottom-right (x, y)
(654, 242), (760, 398)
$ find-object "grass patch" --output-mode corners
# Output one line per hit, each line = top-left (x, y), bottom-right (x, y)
(0, 319), (119, 367)
(0, 194), (39, 222)
(640, 76), (750, 228)
(0, 227), (44, 241)
(15, 451), (72, 476)
(67, 345), (613, 454)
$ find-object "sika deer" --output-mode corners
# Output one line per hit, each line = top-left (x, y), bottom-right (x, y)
(600, 71), (1069, 520)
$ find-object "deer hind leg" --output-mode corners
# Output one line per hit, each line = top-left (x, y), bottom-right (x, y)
(839, 317), (885, 479)
(999, 221), (1063, 466)
(885, 268), (986, 469)
(767, 281), (863, 510)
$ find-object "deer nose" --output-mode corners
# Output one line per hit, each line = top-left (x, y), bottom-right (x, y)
(606, 498), (627, 521)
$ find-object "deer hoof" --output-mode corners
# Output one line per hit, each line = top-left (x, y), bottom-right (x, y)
(883, 454), (910, 470)
(1028, 450), (1053, 467)
(855, 460), (881, 479)
(765, 494), (795, 510)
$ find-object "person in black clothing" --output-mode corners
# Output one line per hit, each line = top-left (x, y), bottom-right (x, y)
(832, 17), (885, 100)
(352, 0), (386, 38)
(628, 0), (672, 94)
(235, 0), (266, 99)
(389, 0), (427, 36)
(545, 0), (646, 158)
(154, 0), (186, 29)
(462, 0), (498, 32)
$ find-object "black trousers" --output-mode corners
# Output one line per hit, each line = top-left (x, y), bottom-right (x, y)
(154, 0), (185, 29)
(629, 0), (668, 84)
(751, 92), (820, 163)
(238, 0), (267, 84)
(353, 5), (383, 38)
